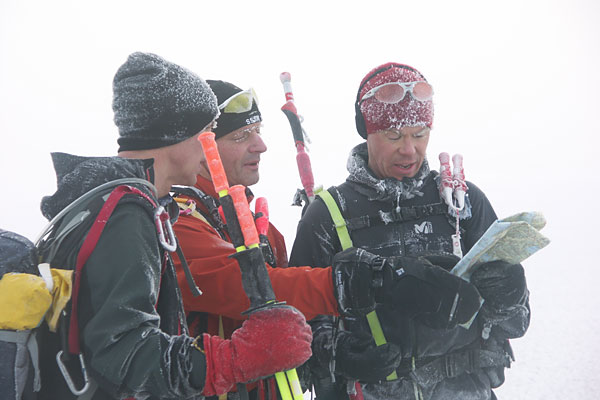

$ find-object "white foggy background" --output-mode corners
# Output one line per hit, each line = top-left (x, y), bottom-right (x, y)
(1, 1), (599, 398)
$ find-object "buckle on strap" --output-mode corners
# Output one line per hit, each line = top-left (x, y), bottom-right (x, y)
(371, 257), (386, 288)
(154, 205), (177, 252)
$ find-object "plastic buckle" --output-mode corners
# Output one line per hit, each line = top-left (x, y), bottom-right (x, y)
(56, 350), (90, 396)
(371, 257), (386, 271)
(371, 257), (386, 288)
(154, 205), (177, 252)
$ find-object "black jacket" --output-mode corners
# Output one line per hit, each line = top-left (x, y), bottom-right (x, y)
(289, 143), (529, 400)
(38, 153), (206, 400)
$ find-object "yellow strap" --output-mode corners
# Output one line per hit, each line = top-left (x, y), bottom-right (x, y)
(315, 189), (353, 251)
(175, 197), (211, 225)
(285, 369), (304, 400)
(366, 311), (398, 380)
(317, 188), (397, 380)
(274, 372), (293, 400)
(175, 197), (224, 238)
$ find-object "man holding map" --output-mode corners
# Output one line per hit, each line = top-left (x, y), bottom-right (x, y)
(288, 62), (532, 400)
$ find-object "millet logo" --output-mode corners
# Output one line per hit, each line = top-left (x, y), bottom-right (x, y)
(414, 221), (433, 234)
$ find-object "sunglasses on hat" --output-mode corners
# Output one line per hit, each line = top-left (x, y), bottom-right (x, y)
(218, 88), (259, 113)
(360, 81), (433, 104)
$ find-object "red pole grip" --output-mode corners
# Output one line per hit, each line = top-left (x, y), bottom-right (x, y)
(229, 185), (260, 247)
(198, 132), (229, 194)
(254, 197), (269, 237)
(295, 143), (314, 198)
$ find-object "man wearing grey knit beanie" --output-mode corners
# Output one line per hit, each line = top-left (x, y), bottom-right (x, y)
(36, 52), (313, 400)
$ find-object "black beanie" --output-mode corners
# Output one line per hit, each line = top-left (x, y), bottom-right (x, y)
(207, 80), (262, 139)
(113, 52), (220, 151)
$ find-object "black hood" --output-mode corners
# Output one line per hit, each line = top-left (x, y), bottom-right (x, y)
(40, 152), (154, 220)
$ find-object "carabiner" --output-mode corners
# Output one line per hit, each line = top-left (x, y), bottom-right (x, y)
(56, 350), (91, 396)
(154, 205), (177, 252)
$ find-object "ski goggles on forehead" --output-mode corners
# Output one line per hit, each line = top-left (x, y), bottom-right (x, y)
(360, 81), (433, 104)
(218, 88), (259, 113)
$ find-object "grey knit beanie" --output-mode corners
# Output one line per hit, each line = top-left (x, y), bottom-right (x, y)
(113, 52), (219, 151)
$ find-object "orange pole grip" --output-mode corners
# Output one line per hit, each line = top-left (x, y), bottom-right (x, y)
(254, 197), (269, 236)
(229, 185), (260, 247)
(198, 132), (229, 194)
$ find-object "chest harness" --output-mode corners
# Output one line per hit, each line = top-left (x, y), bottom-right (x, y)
(315, 158), (510, 398)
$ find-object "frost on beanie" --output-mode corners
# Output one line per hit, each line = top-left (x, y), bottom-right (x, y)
(355, 62), (434, 139)
(113, 52), (220, 151)
(207, 80), (262, 139)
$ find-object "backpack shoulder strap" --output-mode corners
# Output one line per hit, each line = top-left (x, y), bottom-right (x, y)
(315, 188), (397, 380)
(68, 184), (157, 356)
(315, 187), (353, 250)
(37, 178), (158, 264)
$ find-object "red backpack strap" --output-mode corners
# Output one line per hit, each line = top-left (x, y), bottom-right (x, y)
(68, 185), (156, 355)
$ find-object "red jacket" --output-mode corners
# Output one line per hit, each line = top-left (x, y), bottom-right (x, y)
(172, 176), (338, 340)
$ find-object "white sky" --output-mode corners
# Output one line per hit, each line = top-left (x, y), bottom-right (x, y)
(1, 1), (599, 398)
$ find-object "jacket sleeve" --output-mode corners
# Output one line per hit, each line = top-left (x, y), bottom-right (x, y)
(289, 198), (340, 268)
(461, 181), (498, 252)
(173, 213), (338, 321)
(79, 203), (206, 398)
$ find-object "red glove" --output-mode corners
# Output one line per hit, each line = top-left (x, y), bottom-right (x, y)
(202, 306), (312, 396)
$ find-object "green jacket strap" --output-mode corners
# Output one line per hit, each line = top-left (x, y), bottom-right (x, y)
(315, 188), (398, 381)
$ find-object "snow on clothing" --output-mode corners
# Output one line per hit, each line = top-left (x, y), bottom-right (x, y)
(38, 153), (206, 399)
(288, 143), (530, 400)
(171, 176), (337, 396)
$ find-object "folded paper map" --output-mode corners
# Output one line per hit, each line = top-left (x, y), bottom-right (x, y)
(451, 211), (550, 281)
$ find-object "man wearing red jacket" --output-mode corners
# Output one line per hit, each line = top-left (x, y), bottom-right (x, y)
(173, 81), (339, 327)
(171, 80), (339, 399)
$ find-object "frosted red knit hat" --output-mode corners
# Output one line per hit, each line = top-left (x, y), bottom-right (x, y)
(355, 62), (434, 138)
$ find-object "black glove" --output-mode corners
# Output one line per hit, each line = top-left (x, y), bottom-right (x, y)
(334, 330), (401, 382)
(470, 261), (527, 311)
(332, 247), (387, 317)
(378, 256), (483, 330)
(471, 261), (530, 338)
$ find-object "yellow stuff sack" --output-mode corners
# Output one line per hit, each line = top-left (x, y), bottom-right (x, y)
(0, 273), (52, 330)
(45, 268), (73, 332)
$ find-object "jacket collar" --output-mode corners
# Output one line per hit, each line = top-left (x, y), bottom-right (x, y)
(346, 142), (431, 203)
(41, 153), (155, 220)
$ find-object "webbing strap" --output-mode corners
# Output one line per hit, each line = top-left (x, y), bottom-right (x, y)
(316, 188), (397, 381)
(316, 190), (353, 251)
(175, 198), (210, 225)
(0, 330), (41, 391)
(365, 312), (398, 381)
(69, 185), (157, 355)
